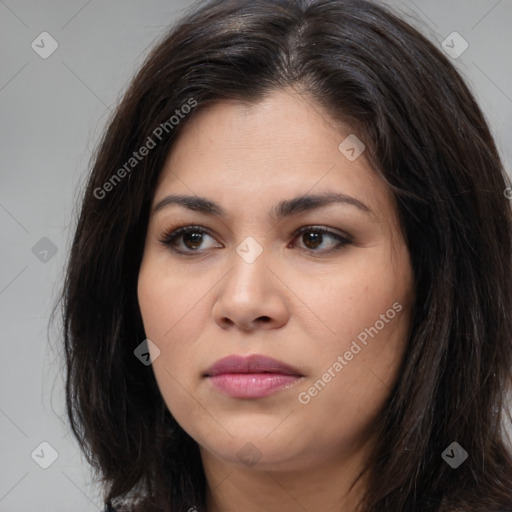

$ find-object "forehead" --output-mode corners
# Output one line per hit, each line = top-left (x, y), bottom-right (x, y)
(154, 89), (394, 221)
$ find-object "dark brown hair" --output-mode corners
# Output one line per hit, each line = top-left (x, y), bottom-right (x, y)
(58, 0), (512, 510)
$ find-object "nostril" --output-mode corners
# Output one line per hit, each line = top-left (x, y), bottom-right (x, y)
(222, 318), (235, 327)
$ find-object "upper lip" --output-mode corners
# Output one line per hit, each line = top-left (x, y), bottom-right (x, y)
(204, 354), (303, 377)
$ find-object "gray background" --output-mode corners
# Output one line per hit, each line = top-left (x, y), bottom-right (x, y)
(1, 1), (511, 511)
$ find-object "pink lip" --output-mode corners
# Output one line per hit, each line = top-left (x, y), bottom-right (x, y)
(204, 354), (303, 398)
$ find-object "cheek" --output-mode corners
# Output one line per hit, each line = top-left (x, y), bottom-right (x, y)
(137, 266), (206, 427)
(294, 302), (410, 455)
(137, 259), (209, 343)
(137, 260), (213, 388)
(292, 246), (411, 350)
(296, 245), (412, 403)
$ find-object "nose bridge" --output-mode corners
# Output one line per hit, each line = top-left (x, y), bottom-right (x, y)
(213, 237), (288, 330)
(226, 238), (269, 299)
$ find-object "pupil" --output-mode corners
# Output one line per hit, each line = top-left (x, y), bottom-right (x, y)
(184, 232), (203, 249)
(304, 232), (322, 249)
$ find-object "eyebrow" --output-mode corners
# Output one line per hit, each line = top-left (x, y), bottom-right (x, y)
(152, 192), (373, 219)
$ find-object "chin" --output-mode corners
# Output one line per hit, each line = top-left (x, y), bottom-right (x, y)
(197, 430), (313, 472)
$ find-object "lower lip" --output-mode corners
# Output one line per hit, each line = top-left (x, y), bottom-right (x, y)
(208, 373), (301, 398)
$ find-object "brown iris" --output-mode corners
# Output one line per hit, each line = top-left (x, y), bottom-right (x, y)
(302, 232), (323, 249)
(183, 232), (204, 250)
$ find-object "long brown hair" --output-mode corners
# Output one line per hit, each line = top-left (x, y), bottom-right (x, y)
(58, 0), (512, 510)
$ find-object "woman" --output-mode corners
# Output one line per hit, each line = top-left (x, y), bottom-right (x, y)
(60, 0), (512, 510)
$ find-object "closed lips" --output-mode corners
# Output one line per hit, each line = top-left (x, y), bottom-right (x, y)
(204, 354), (304, 399)
(204, 354), (303, 377)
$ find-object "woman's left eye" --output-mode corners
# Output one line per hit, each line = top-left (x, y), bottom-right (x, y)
(159, 225), (351, 255)
(290, 226), (351, 253)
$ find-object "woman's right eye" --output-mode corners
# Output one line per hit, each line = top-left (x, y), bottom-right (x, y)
(159, 225), (223, 254)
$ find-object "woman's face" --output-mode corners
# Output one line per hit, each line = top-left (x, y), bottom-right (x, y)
(137, 88), (414, 473)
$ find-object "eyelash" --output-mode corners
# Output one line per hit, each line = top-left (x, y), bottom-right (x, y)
(158, 224), (352, 256)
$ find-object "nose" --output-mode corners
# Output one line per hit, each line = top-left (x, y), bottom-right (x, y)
(212, 249), (289, 332)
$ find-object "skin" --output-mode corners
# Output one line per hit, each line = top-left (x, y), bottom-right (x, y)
(137, 88), (415, 512)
